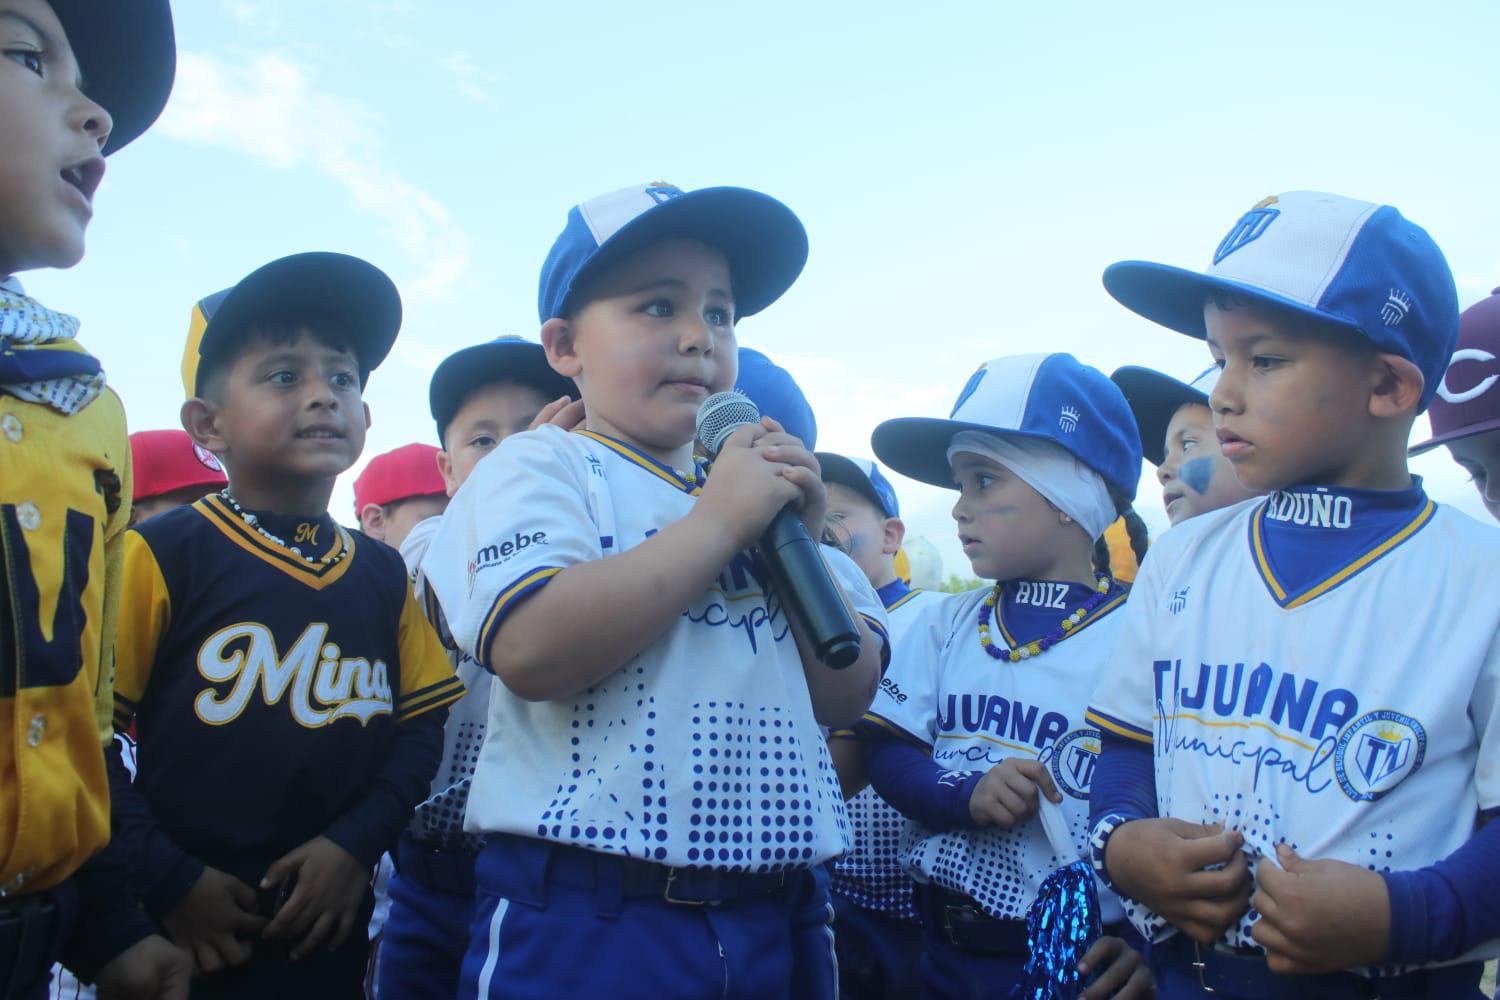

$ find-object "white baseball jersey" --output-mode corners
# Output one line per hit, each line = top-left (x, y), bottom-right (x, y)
(424, 425), (887, 871)
(1087, 495), (1500, 957)
(835, 585), (950, 917)
(399, 515), (492, 851)
(864, 584), (1128, 923)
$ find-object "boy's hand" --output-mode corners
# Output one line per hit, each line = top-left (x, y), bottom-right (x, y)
(261, 837), (368, 960)
(1103, 818), (1251, 944)
(754, 417), (827, 539)
(161, 867), (265, 975)
(695, 423), (805, 550)
(968, 758), (1061, 828)
(529, 395), (585, 432)
(1077, 935), (1155, 998)
(94, 935), (192, 1000)
(1250, 843), (1389, 974)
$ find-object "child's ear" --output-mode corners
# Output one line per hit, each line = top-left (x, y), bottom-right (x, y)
(1369, 353), (1425, 419)
(363, 401), (373, 431)
(542, 318), (582, 379)
(882, 516), (907, 555)
(180, 397), (226, 454)
(436, 450), (459, 497)
(360, 504), (387, 539)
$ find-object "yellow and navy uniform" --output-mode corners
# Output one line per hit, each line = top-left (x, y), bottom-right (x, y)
(109, 494), (462, 904)
(0, 385), (130, 896)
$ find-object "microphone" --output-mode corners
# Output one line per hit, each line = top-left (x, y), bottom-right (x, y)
(696, 391), (862, 669)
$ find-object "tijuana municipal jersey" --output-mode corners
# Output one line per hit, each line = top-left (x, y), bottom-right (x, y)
(833, 582), (948, 918)
(862, 583), (1128, 923)
(1087, 489), (1500, 954)
(424, 424), (888, 871)
(112, 496), (463, 868)
(400, 515), (490, 852)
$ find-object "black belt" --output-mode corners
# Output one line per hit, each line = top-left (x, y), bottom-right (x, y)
(0, 892), (64, 1000)
(395, 836), (477, 897)
(1157, 933), (1483, 998)
(495, 834), (800, 906)
(914, 884), (1029, 956)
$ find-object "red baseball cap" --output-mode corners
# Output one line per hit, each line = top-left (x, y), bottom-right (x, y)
(353, 444), (447, 518)
(1411, 289), (1500, 455)
(130, 429), (227, 502)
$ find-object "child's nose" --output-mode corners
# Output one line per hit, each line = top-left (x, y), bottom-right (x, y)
(1157, 460), (1176, 486)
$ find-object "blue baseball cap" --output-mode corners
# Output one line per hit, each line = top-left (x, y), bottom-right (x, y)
(429, 336), (578, 444)
(872, 353), (1143, 504)
(1103, 191), (1459, 412)
(816, 453), (900, 518)
(734, 347), (817, 449)
(1110, 365), (1219, 467)
(538, 182), (808, 323)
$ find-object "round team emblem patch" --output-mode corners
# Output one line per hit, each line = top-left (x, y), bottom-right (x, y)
(1333, 710), (1426, 802)
(1047, 728), (1101, 799)
(193, 443), (223, 472)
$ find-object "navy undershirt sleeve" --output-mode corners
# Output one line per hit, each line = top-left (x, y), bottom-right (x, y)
(864, 733), (983, 833)
(1088, 733), (1158, 828)
(106, 737), (205, 920)
(1382, 814), (1500, 965)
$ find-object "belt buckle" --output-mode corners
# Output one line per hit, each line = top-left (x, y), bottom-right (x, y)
(662, 868), (708, 907)
(1192, 940), (1217, 994)
(942, 903), (978, 947)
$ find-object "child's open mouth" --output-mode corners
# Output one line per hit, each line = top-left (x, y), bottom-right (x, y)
(60, 157), (105, 204)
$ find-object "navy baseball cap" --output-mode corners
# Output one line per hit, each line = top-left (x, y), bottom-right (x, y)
(51, 0), (177, 156)
(1103, 191), (1459, 412)
(735, 347), (817, 449)
(1111, 365), (1219, 467)
(817, 453), (900, 518)
(873, 353), (1143, 504)
(429, 336), (578, 444)
(538, 182), (808, 323)
(182, 253), (401, 398)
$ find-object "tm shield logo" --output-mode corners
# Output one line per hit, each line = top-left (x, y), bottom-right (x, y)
(1213, 205), (1280, 264)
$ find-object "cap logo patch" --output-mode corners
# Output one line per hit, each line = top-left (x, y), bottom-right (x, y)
(1380, 288), (1412, 327)
(949, 364), (987, 417)
(1213, 203), (1280, 265)
(645, 183), (683, 205)
(1059, 405), (1081, 434)
(1437, 348), (1499, 405)
(193, 444), (224, 472)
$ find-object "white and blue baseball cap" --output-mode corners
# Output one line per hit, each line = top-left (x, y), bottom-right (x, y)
(538, 182), (808, 323)
(872, 353), (1143, 503)
(1110, 365), (1219, 467)
(816, 453), (900, 518)
(1103, 191), (1459, 411)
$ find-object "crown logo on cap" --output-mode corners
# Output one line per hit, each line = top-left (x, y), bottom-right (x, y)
(1059, 405), (1081, 434)
(1381, 288), (1412, 327)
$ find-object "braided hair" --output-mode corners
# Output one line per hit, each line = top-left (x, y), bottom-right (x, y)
(1092, 489), (1150, 580)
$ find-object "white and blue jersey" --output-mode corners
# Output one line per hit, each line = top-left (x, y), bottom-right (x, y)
(833, 580), (948, 919)
(1087, 486), (1500, 960)
(423, 424), (886, 872)
(861, 581), (1129, 922)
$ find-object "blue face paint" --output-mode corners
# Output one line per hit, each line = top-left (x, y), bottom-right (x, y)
(1180, 457), (1216, 496)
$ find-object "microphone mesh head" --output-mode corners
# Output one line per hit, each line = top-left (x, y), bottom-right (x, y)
(696, 390), (761, 457)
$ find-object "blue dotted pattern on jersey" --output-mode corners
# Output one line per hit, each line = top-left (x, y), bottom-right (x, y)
(831, 786), (917, 920)
(409, 716), (484, 852)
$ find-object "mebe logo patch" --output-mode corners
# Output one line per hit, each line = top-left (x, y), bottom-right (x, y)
(469, 531), (549, 578)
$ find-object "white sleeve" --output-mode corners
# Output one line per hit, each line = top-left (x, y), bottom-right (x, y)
(1085, 544), (1163, 747)
(1472, 626), (1500, 811)
(860, 593), (966, 746)
(822, 545), (890, 652)
(397, 514), (442, 579)
(424, 428), (601, 669)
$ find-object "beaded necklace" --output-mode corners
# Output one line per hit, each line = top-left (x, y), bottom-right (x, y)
(219, 490), (350, 568)
(977, 574), (1113, 662)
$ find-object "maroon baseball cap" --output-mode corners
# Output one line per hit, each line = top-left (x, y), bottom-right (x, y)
(1410, 289), (1500, 455)
(130, 429), (226, 501)
(352, 443), (446, 518)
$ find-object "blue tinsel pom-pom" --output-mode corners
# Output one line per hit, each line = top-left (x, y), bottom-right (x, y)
(1009, 859), (1102, 1000)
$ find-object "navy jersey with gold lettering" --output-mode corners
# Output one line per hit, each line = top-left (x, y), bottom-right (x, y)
(111, 494), (462, 880)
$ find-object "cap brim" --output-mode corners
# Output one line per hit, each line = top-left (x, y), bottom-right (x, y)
(815, 452), (888, 515)
(1409, 417), (1500, 456)
(564, 187), (807, 320)
(872, 417), (1067, 489)
(1103, 260), (1368, 344)
(198, 253), (401, 393)
(51, 0), (175, 156)
(1110, 366), (1210, 467)
(430, 340), (578, 443)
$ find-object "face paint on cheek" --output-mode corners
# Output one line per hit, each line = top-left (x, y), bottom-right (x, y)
(1179, 457), (1216, 496)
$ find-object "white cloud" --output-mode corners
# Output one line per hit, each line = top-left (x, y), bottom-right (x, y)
(443, 51), (496, 104)
(156, 51), (470, 305)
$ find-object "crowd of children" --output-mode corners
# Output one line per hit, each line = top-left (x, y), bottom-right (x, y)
(4, 2), (1500, 999)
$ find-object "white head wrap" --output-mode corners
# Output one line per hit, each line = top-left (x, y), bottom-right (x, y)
(947, 430), (1116, 541)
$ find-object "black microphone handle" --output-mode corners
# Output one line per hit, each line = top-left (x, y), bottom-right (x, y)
(758, 507), (862, 669)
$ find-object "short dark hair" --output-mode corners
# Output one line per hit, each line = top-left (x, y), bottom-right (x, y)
(1204, 290), (1373, 355)
(197, 313), (358, 401)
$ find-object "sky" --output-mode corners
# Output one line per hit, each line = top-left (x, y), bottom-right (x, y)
(22, 0), (1500, 575)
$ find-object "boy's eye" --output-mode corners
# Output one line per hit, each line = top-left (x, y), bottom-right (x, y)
(975, 474), (995, 489)
(1181, 437), (1197, 453)
(469, 435), (497, 450)
(1251, 356), (1282, 371)
(643, 300), (674, 318)
(331, 371), (358, 389)
(706, 306), (733, 328)
(269, 370), (298, 385)
(4, 48), (44, 77)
